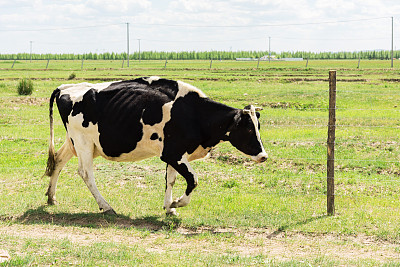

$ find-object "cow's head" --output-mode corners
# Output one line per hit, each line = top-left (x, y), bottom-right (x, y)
(227, 105), (268, 163)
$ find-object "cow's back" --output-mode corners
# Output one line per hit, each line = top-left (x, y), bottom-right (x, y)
(55, 77), (205, 161)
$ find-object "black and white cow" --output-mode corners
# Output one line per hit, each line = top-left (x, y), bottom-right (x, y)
(45, 77), (267, 215)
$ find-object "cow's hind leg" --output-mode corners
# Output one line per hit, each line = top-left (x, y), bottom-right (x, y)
(76, 147), (116, 215)
(164, 165), (178, 215)
(45, 140), (74, 205)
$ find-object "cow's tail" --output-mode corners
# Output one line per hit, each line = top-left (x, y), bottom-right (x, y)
(44, 89), (60, 177)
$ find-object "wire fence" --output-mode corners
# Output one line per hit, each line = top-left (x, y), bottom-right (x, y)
(1, 58), (400, 71)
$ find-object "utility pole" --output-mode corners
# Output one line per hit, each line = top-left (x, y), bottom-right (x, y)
(30, 41), (33, 63)
(268, 37), (271, 63)
(391, 16), (394, 68)
(126, 22), (130, 67)
(138, 39), (141, 63)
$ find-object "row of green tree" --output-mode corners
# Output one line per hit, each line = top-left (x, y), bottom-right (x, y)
(0, 50), (398, 60)
(280, 50), (399, 60)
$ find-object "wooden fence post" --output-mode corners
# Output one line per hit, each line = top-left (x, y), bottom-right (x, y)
(46, 59), (50, 70)
(327, 70), (336, 216)
(81, 58), (84, 70)
(11, 60), (16, 69)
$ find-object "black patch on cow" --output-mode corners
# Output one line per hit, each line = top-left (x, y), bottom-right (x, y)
(134, 77), (180, 100)
(71, 89), (98, 127)
(150, 133), (159, 140)
(56, 92), (73, 128)
(141, 104), (162, 126)
(103, 78), (180, 102)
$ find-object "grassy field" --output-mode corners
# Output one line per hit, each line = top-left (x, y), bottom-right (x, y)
(0, 59), (400, 266)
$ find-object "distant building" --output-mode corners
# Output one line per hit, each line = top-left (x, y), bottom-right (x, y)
(260, 55), (276, 61)
(236, 56), (303, 61)
(281, 58), (303, 61)
(236, 55), (277, 61)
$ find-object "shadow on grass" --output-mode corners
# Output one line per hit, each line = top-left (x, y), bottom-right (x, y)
(0, 206), (330, 238)
(267, 214), (329, 238)
(0, 205), (181, 232)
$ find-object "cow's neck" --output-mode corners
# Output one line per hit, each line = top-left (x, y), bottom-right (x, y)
(196, 98), (238, 148)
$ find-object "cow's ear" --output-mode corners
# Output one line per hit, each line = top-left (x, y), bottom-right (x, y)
(228, 111), (242, 132)
(243, 105), (251, 114)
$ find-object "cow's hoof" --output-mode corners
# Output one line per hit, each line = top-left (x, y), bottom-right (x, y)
(166, 209), (178, 216)
(47, 199), (58, 205)
(103, 209), (117, 215)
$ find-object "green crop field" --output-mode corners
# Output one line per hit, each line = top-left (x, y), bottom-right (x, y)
(0, 59), (400, 266)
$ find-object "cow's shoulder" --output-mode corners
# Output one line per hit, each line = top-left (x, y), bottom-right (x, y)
(99, 77), (179, 101)
(176, 80), (207, 99)
(131, 77), (207, 100)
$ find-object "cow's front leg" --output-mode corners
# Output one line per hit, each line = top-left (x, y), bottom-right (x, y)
(164, 155), (198, 212)
(164, 164), (178, 215)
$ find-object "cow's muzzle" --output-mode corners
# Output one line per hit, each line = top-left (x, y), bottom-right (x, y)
(252, 152), (268, 163)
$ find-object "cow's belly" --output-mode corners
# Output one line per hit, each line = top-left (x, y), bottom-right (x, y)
(96, 141), (161, 162)
(96, 123), (165, 162)
(187, 145), (211, 161)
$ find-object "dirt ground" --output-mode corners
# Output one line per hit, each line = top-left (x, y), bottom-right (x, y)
(1, 223), (399, 264)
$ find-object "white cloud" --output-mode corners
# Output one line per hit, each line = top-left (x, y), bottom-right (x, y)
(1, 0), (399, 53)
(86, 0), (151, 13)
(170, 0), (215, 12)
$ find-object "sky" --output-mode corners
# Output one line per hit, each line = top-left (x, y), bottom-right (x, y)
(1, 0), (400, 54)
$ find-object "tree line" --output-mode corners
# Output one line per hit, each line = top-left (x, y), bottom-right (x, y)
(0, 50), (399, 60)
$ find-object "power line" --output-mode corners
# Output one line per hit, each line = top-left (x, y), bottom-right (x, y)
(0, 23), (125, 32)
(274, 36), (390, 41)
(0, 16), (391, 33)
(131, 35), (389, 44)
(134, 16), (391, 28)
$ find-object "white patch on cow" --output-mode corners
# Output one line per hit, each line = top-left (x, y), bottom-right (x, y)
(143, 76), (160, 84)
(67, 112), (108, 160)
(176, 194), (191, 207)
(66, 113), (102, 154)
(247, 105), (268, 162)
(176, 80), (207, 99)
(58, 81), (118, 103)
(187, 145), (211, 162)
(164, 165), (177, 215)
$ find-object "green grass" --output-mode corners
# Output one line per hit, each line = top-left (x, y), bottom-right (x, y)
(1, 59), (400, 265)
